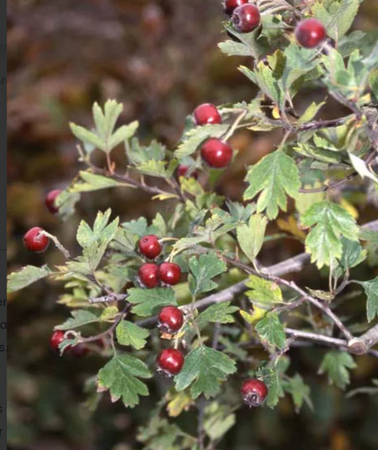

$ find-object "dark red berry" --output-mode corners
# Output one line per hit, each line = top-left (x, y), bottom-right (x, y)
(295, 19), (326, 49)
(23, 227), (50, 253)
(139, 263), (160, 288)
(200, 138), (233, 168)
(193, 103), (222, 126)
(45, 189), (62, 214)
(159, 262), (181, 286)
(50, 330), (65, 352)
(157, 348), (185, 376)
(177, 165), (199, 180)
(241, 378), (268, 407)
(139, 234), (162, 259)
(232, 4), (260, 33)
(69, 343), (89, 357)
(223, 0), (249, 16)
(158, 306), (184, 334)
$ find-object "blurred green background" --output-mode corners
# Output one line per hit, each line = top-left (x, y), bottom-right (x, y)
(7, 1), (378, 449)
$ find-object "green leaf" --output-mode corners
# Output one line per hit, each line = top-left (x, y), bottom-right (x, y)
(203, 403), (236, 441)
(128, 287), (177, 317)
(297, 101), (325, 126)
(127, 138), (166, 166)
(109, 122), (139, 150)
(360, 229), (378, 267)
(7, 265), (52, 293)
(116, 321), (150, 350)
(236, 214), (267, 264)
(70, 171), (135, 192)
(70, 123), (105, 150)
(175, 124), (228, 159)
(244, 150), (300, 219)
(255, 312), (287, 350)
(283, 374), (313, 412)
(245, 275), (283, 309)
(301, 201), (359, 268)
(188, 252), (227, 296)
(319, 351), (356, 389)
(56, 309), (101, 330)
(357, 277), (378, 322)
(313, 0), (360, 40)
(122, 217), (148, 237)
(218, 40), (252, 57)
(136, 160), (170, 178)
(97, 354), (151, 408)
(339, 237), (366, 271)
(198, 302), (239, 326)
(174, 345), (237, 399)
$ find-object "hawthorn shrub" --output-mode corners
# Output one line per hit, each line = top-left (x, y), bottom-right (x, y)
(8, 1), (378, 449)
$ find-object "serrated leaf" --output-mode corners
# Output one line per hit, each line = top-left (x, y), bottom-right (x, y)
(245, 275), (283, 309)
(97, 354), (151, 408)
(203, 403), (236, 441)
(301, 201), (359, 268)
(174, 346), (236, 399)
(70, 171), (135, 192)
(236, 214), (267, 263)
(128, 287), (177, 317)
(255, 312), (287, 350)
(198, 302), (239, 326)
(70, 123), (105, 150)
(240, 307), (267, 324)
(56, 309), (101, 330)
(283, 374), (313, 412)
(167, 391), (192, 418)
(109, 122), (139, 149)
(7, 265), (52, 293)
(116, 321), (150, 350)
(244, 150), (300, 219)
(319, 351), (356, 389)
(188, 252), (227, 296)
(218, 40), (251, 57)
(357, 277), (378, 322)
(313, 0), (360, 40)
(136, 160), (169, 178)
(122, 217), (148, 237)
(175, 124), (228, 159)
(339, 237), (366, 271)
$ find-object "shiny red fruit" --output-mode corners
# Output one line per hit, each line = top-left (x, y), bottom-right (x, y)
(139, 234), (162, 259)
(139, 263), (160, 288)
(193, 103), (222, 126)
(45, 189), (62, 214)
(177, 165), (199, 180)
(200, 138), (233, 168)
(157, 348), (185, 376)
(241, 378), (268, 407)
(23, 227), (50, 253)
(158, 306), (184, 334)
(295, 19), (326, 49)
(50, 330), (65, 352)
(159, 262), (181, 285)
(232, 4), (260, 33)
(223, 0), (249, 16)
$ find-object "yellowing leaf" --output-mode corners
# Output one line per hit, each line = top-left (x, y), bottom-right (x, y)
(277, 216), (306, 240)
(166, 391), (192, 417)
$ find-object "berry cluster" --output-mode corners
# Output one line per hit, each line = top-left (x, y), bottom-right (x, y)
(138, 234), (182, 288)
(222, 0), (326, 49)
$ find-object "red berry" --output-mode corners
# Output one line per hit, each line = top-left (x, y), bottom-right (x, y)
(232, 4), (260, 33)
(200, 138), (233, 168)
(223, 0), (249, 16)
(158, 306), (184, 334)
(159, 262), (181, 286)
(50, 330), (65, 352)
(139, 234), (162, 259)
(241, 379), (268, 407)
(177, 165), (199, 180)
(193, 103), (222, 126)
(23, 227), (50, 253)
(139, 263), (160, 288)
(69, 344), (89, 357)
(45, 189), (62, 214)
(157, 348), (185, 376)
(295, 19), (326, 49)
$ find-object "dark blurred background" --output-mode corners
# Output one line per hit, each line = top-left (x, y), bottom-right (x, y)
(7, 1), (378, 449)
